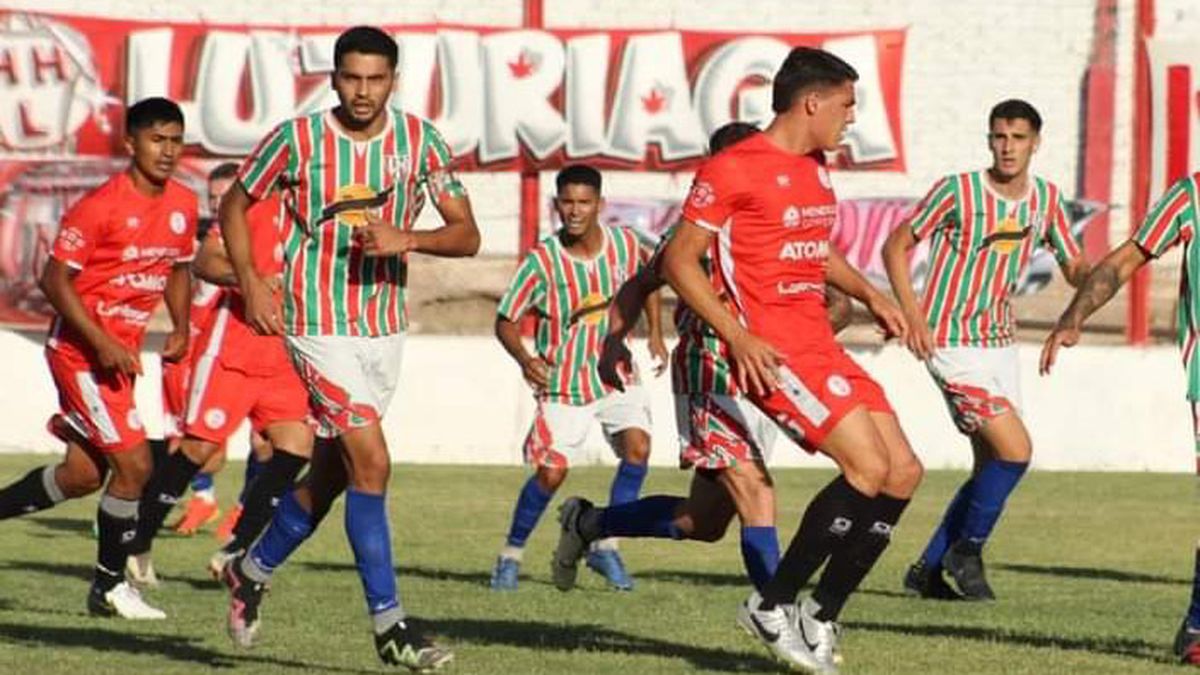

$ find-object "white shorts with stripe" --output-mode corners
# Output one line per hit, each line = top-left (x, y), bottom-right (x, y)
(285, 333), (406, 438)
(523, 386), (652, 468)
(926, 345), (1022, 435)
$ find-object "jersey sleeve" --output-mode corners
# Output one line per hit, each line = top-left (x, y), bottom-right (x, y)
(497, 252), (546, 321)
(418, 121), (467, 203)
(238, 121), (292, 200)
(904, 176), (957, 241)
(680, 158), (741, 233)
(1134, 178), (1197, 258)
(175, 196), (200, 264)
(50, 196), (102, 270)
(1042, 188), (1082, 265)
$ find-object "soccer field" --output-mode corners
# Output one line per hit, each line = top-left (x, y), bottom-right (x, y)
(0, 455), (1194, 675)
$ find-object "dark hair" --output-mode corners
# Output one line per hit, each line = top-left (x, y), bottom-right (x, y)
(335, 26), (398, 70)
(125, 97), (184, 134)
(207, 162), (239, 182)
(989, 99), (1042, 133)
(708, 122), (760, 155)
(555, 164), (602, 195)
(771, 47), (858, 114)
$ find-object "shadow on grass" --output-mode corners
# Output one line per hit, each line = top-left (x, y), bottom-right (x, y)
(0, 559), (221, 592)
(994, 562), (1188, 586)
(435, 617), (781, 672)
(26, 517), (93, 536)
(0, 621), (380, 673)
(298, 561), (494, 587)
(848, 619), (1175, 664)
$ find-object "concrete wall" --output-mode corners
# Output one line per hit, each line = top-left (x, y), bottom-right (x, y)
(0, 329), (1192, 472)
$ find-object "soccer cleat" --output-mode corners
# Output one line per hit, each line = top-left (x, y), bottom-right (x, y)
(1175, 619), (1200, 664)
(795, 596), (840, 673)
(214, 504), (244, 544)
(172, 496), (221, 535)
(903, 560), (963, 600)
(551, 497), (593, 592)
(87, 581), (167, 620)
(736, 591), (827, 673)
(222, 556), (266, 648)
(489, 556), (520, 591)
(942, 541), (996, 601)
(586, 548), (634, 591)
(126, 553), (161, 589)
(375, 619), (454, 671)
(208, 547), (242, 581)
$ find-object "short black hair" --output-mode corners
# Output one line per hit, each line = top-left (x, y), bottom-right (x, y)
(208, 162), (239, 182)
(989, 99), (1042, 133)
(555, 164), (602, 195)
(771, 47), (858, 114)
(708, 122), (760, 155)
(126, 97), (184, 134)
(334, 26), (398, 70)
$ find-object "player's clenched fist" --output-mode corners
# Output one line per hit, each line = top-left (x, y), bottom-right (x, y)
(356, 213), (417, 256)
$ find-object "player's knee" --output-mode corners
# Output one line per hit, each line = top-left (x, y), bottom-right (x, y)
(620, 431), (651, 465)
(56, 465), (102, 498)
(690, 519), (731, 543)
(888, 453), (924, 495)
(536, 466), (568, 492)
(349, 452), (391, 491)
(845, 451), (889, 495)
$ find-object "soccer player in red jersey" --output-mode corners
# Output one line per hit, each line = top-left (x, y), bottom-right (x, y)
(883, 100), (1089, 601)
(219, 27), (478, 669)
(0, 98), (197, 619)
(661, 48), (921, 671)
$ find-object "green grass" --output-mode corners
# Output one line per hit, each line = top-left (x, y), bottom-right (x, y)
(0, 455), (1196, 674)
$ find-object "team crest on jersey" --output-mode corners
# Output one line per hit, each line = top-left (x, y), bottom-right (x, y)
(169, 211), (187, 235)
(817, 166), (832, 190)
(126, 410), (143, 431)
(826, 374), (851, 398)
(783, 205), (801, 229)
(386, 154), (411, 184)
(203, 408), (227, 430)
(569, 292), (611, 327)
(689, 181), (715, 209)
(126, 216), (140, 229)
(776, 174), (791, 187)
(979, 216), (1031, 254)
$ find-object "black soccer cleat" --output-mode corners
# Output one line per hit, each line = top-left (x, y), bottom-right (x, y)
(942, 541), (996, 601)
(1174, 618), (1200, 665)
(903, 560), (964, 600)
(375, 619), (453, 671)
(551, 497), (594, 592)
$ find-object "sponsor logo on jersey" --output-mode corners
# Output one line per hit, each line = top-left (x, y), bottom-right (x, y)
(95, 301), (152, 325)
(322, 183), (394, 228)
(121, 245), (183, 262)
(569, 292), (612, 327)
(109, 273), (168, 291)
(58, 227), (85, 252)
(776, 281), (825, 296)
(776, 174), (791, 188)
(783, 205), (801, 229)
(978, 216), (1031, 254)
(778, 239), (829, 261)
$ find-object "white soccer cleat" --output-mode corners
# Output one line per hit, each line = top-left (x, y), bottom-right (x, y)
(796, 596), (840, 672)
(736, 591), (828, 673)
(126, 553), (161, 589)
(88, 581), (167, 620)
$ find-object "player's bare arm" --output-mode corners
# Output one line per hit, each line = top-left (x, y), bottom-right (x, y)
(598, 267), (663, 390)
(356, 182), (481, 259)
(662, 220), (782, 396)
(825, 287), (853, 334)
(193, 233), (238, 287)
(495, 316), (550, 390)
(219, 182), (282, 336)
(39, 259), (140, 376)
(882, 224), (933, 358)
(1039, 240), (1148, 375)
(1060, 255), (1092, 289)
(642, 288), (668, 376)
(828, 245), (908, 340)
(161, 262), (191, 362)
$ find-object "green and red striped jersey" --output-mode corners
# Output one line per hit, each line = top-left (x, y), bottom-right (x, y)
(498, 226), (647, 405)
(1133, 173), (1200, 400)
(237, 108), (465, 337)
(906, 170), (1081, 347)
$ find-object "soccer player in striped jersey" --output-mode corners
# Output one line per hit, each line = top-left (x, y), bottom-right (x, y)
(553, 122), (851, 601)
(1041, 171), (1200, 664)
(883, 100), (1089, 601)
(218, 26), (478, 670)
(491, 164), (666, 592)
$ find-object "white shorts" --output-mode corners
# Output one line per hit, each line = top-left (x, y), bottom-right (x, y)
(523, 386), (652, 468)
(674, 393), (777, 470)
(926, 345), (1021, 435)
(285, 333), (406, 438)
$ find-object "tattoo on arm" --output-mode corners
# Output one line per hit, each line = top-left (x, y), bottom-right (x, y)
(1060, 263), (1120, 329)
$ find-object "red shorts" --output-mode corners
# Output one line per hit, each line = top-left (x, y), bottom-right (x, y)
(161, 358), (190, 440)
(750, 346), (892, 453)
(45, 347), (146, 453)
(183, 353), (310, 444)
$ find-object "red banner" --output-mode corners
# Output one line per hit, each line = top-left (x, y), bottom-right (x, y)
(0, 12), (905, 171)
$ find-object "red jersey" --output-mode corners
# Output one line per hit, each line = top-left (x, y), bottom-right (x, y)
(681, 134), (838, 352)
(47, 172), (198, 359)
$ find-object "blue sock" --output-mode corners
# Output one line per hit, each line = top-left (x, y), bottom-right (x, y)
(740, 526), (780, 592)
(345, 489), (399, 616)
(238, 454), (265, 504)
(608, 461), (648, 506)
(920, 478), (974, 567)
(191, 472), (214, 493)
(600, 495), (685, 539)
(247, 490), (313, 578)
(1187, 548), (1200, 629)
(505, 477), (554, 548)
(962, 460), (1029, 546)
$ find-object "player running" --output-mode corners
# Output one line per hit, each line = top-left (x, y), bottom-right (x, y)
(489, 164), (665, 592)
(0, 98), (197, 619)
(882, 99), (1089, 601)
(218, 26), (479, 670)
(1040, 170), (1200, 665)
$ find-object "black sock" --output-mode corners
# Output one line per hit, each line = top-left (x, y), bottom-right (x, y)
(127, 451), (201, 556)
(225, 449), (309, 552)
(149, 438), (170, 470)
(95, 494), (138, 591)
(811, 493), (910, 621)
(0, 466), (64, 520)
(760, 475), (873, 609)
